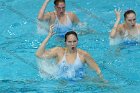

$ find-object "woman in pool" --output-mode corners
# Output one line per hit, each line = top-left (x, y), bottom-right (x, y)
(38, 0), (79, 37)
(36, 25), (104, 80)
(110, 9), (140, 45)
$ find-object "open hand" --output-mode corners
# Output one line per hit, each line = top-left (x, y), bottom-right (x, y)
(114, 9), (121, 20)
(48, 24), (55, 37)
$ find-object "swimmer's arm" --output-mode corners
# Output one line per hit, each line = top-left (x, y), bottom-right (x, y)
(84, 53), (106, 82)
(36, 25), (55, 58)
(35, 34), (51, 58)
(110, 9), (121, 38)
(84, 53), (102, 76)
(38, 0), (51, 21)
(44, 47), (59, 59)
(71, 12), (80, 24)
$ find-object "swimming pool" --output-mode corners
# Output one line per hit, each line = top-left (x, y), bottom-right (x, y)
(0, 0), (140, 93)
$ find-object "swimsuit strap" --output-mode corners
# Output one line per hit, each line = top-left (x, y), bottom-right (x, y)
(62, 50), (67, 61)
(60, 49), (80, 65)
(74, 51), (82, 65)
(54, 11), (59, 23)
(54, 12), (71, 24)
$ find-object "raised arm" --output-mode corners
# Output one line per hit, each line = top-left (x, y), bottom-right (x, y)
(38, 0), (51, 20)
(36, 25), (57, 58)
(110, 9), (121, 38)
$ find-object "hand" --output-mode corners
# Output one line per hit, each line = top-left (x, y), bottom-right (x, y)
(99, 77), (108, 83)
(114, 9), (121, 21)
(98, 73), (108, 83)
(48, 24), (55, 37)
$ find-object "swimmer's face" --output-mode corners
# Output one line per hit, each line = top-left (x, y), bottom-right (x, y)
(55, 2), (65, 16)
(66, 34), (78, 50)
(125, 13), (136, 27)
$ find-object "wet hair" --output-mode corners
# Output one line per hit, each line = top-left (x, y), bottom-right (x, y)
(124, 10), (136, 20)
(54, 0), (65, 6)
(65, 31), (78, 42)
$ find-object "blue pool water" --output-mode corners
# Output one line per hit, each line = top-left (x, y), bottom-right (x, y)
(0, 0), (140, 93)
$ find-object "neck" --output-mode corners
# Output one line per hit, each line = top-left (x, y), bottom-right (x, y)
(66, 48), (77, 54)
(57, 12), (65, 17)
(124, 23), (136, 30)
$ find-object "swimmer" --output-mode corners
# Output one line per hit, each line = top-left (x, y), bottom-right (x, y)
(110, 9), (140, 45)
(37, 0), (79, 37)
(36, 25), (105, 81)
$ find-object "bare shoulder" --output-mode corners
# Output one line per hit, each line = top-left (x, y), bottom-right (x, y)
(44, 12), (55, 17)
(43, 47), (64, 58)
(67, 12), (74, 15)
(136, 24), (140, 28)
(77, 48), (92, 63)
(48, 47), (64, 57)
(67, 12), (79, 23)
(67, 12), (76, 17)
(53, 47), (64, 52)
(78, 49), (90, 57)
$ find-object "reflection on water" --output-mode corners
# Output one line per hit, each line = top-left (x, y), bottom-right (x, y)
(0, 78), (123, 93)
